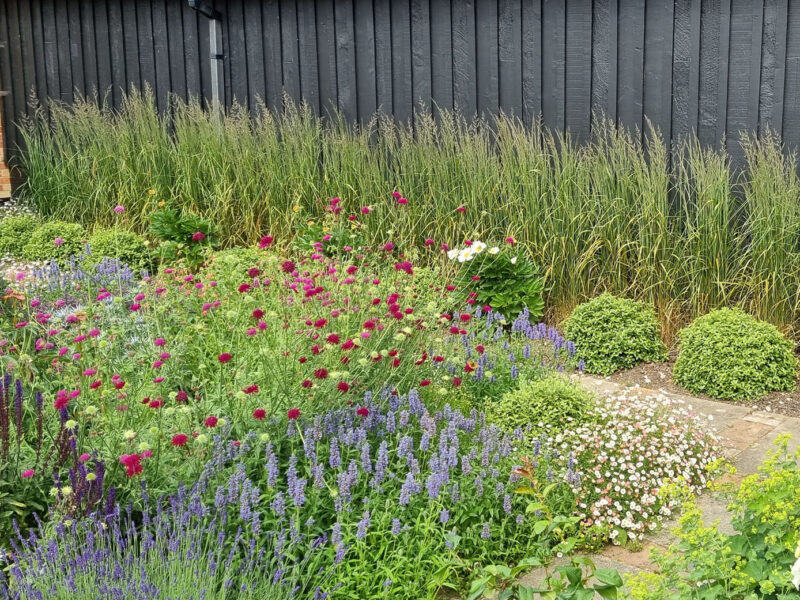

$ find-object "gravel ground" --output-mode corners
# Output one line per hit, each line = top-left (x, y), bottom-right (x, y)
(608, 359), (800, 418)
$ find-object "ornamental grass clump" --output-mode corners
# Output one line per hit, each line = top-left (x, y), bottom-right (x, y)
(673, 308), (798, 400)
(563, 293), (667, 375)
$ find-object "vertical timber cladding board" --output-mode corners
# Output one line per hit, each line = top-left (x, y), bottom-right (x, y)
(521, 0), (542, 125)
(697, 0), (729, 148)
(411, 0), (432, 116)
(726, 0), (763, 166)
(452, 0), (477, 118)
(758, 0), (788, 137)
(616, 0), (645, 135)
(391, 0), (413, 124)
(476, 0), (499, 116)
(430, 0), (454, 113)
(317, 0), (337, 116)
(785, 0), (800, 152)
(354, 0), (377, 121)
(541, 0), (565, 133)
(591, 0), (617, 122)
(643, 0), (674, 144)
(296, 0), (319, 114)
(335, 0), (358, 121)
(498, 0), (522, 116)
(565, 0), (591, 142)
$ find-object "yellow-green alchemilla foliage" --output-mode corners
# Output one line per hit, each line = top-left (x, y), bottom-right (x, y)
(674, 308), (798, 400)
(629, 435), (800, 600)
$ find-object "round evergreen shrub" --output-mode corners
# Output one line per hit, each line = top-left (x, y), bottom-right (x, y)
(673, 308), (797, 400)
(87, 228), (152, 273)
(487, 375), (593, 433)
(0, 215), (39, 257)
(22, 221), (86, 263)
(562, 293), (667, 376)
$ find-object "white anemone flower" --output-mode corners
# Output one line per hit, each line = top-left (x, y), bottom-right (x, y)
(510, 256), (518, 264)
(488, 246), (500, 255)
(472, 241), (487, 254)
(792, 550), (800, 590)
(446, 248), (459, 260)
(457, 247), (474, 263)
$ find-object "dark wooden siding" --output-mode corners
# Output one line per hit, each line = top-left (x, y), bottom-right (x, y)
(1, 0), (800, 166)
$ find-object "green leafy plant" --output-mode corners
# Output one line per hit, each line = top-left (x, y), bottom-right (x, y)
(563, 294), (667, 375)
(149, 208), (216, 271)
(487, 375), (593, 434)
(87, 228), (153, 273)
(21, 220), (86, 264)
(673, 308), (798, 400)
(0, 214), (39, 257)
(629, 435), (800, 599)
(450, 241), (545, 320)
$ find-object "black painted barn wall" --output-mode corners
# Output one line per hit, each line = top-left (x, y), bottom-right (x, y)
(1, 0), (799, 166)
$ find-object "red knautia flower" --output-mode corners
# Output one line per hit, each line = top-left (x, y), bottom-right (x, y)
(114, 205), (126, 213)
(120, 454), (143, 478)
(171, 434), (188, 447)
(397, 197), (408, 205)
(301, 379), (313, 388)
(361, 206), (371, 214)
(394, 261), (414, 275)
(259, 235), (274, 249)
(113, 380), (126, 390)
(154, 338), (166, 347)
(326, 333), (340, 344)
(54, 391), (69, 410)
(238, 283), (252, 293)
(452, 377), (462, 387)
(420, 380), (431, 387)
(391, 191), (401, 198)
(505, 236), (516, 245)
(356, 406), (369, 418)
(425, 238), (434, 246)
(287, 408), (301, 420)
(252, 308), (264, 319)
(243, 384), (259, 395)
(337, 381), (350, 393)
(313, 318), (327, 329)
(456, 206), (466, 212)
(148, 399), (163, 409)
(341, 339), (355, 350)
(472, 276), (481, 281)
(460, 313), (471, 322)
(248, 267), (261, 278)
(21, 469), (35, 478)
(218, 353), (233, 364)
(346, 265), (358, 275)
(281, 260), (296, 273)
(476, 344), (485, 354)
(79, 453), (91, 462)
(252, 408), (267, 420)
(176, 390), (189, 403)
(130, 303), (141, 312)
(314, 368), (329, 380)
(204, 416), (218, 428)
(191, 231), (206, 242)
(383, 242), (395, 251)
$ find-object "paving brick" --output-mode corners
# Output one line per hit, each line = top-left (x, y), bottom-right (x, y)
(721, 419), (775, 450)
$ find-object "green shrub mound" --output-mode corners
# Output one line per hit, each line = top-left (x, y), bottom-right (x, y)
(0, 215), (39, 257)
(87, 228), (152, 273)
(22, 221), (86, 263)
(673, 308), (798, 400)
(563, 293), (667, 375)
(488, 375), (593, 433)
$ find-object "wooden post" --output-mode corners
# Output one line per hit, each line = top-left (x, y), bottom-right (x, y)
(209, 17), (223, 120)
(0, 91), (11, 199)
